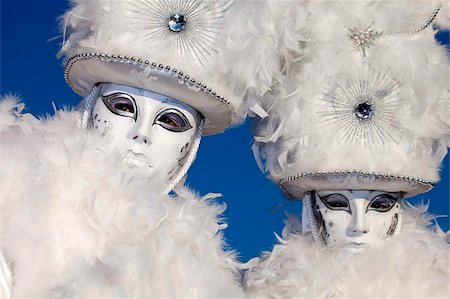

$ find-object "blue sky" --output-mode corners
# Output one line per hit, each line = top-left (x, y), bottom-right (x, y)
(1, 0), (449, 262)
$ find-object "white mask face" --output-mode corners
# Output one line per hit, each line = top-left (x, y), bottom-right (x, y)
(313, 190), (402, 252)
(91, 83), (200, 184)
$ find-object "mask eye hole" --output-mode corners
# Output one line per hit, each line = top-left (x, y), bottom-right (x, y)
(101, 93), (137, 120)
(113, 100), (134, 113)
(319, 193), (350, 213)
(155, 109), (192, 132)
(367, 194), (398, 212)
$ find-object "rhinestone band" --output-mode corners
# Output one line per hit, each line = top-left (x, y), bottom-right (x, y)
(64, 52), (231, 107)
(374, 3), (441, 36)
(279, 170), (434, 200)
(348, 3), (442, 56)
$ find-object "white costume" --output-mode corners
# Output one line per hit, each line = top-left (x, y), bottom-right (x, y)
(246, 0), (450, 298)
(0, 0), (277, 297)
(246, 204), (448, 298)
(0, 98), (243, 297)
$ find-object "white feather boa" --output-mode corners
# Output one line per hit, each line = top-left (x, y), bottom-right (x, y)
(0, 97), (244, 298)
(245, 204), (449, 299)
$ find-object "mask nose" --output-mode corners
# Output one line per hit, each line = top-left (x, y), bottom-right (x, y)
(128, 113), (153, 146)
(132, 134), (151, 145)
(347, 200), (369, 236)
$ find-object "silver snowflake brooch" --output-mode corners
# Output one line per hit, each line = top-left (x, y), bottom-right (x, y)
(348, 24), (377, 57)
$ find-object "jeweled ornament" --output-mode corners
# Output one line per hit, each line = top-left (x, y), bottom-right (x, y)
(129, 0), (231, 68)
(348, 24), (376, 57)
(355, 102), (373, 120)
(347, 4), (441, 57)
(319, 68), (401, 144)
(168, 13), (186, 32)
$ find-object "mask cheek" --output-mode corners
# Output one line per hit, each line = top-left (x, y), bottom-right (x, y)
(165, 141), (191, 180)
(169, 142), (192, 180)
(91, 100), (135, 141)
(146, 126), (196, 183)
(92, 110), (114, 135)
(367, 208), (401, 243)
(318, 207), (351, 247)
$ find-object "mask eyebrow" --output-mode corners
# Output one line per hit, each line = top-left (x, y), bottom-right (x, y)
(317, 191), (347, 199)
(101, 91), (131, 97)
(378, 192), (401, 199)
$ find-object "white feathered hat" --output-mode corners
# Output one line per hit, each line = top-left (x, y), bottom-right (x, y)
(59, 0), (278, 135)
(254, 0), (450, 199)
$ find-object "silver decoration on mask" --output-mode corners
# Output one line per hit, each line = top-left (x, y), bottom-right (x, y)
(126, 0), (232, 68)
(386, 213), (398, 236)
(348, 3), (441, 56)
(319, 68), (402, 145)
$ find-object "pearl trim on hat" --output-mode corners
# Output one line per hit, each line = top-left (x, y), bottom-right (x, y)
(280, 170), (434, 200)
(64, 52), (231, 107)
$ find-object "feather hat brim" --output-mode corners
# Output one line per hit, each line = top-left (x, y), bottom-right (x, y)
(65, 54), (232, 136)
(280, 172), (434, 200)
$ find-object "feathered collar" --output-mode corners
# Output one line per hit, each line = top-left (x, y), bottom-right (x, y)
(245, 204), (449, 299)
(0, 97), (244, 298)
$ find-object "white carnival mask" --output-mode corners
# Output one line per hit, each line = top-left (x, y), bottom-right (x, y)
(90, 83), (201, 186)
(312, 190), (403, 252)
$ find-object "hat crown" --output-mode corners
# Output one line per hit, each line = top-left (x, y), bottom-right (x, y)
(254, 0), (450, 197)
(60, 0), (232, 69)
(61, 0), (280, 134)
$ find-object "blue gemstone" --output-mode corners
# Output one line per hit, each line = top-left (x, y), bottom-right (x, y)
(168, 13), (186, 32)
(355, 102), (374, 120)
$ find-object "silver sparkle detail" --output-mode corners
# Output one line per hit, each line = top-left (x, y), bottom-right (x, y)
(126, 0), (232, 69)
(318, 68), (402, 145)
(348, 3), (441, 56)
